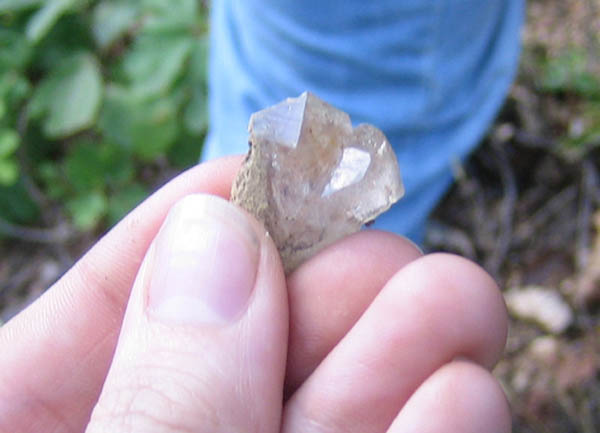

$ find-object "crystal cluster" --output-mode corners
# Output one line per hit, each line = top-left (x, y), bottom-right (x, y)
(231, 92), (404, 274)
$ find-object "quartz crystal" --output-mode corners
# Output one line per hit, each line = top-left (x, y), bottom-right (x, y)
(231, 92), (404, 273)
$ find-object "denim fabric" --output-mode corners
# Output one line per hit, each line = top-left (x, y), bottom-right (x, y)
(203, 0), (524, 244)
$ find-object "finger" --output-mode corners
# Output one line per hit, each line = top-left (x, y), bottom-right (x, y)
(86, 195), (288, 433)
(285, 231), (422, 394)
(387, 360), (511, 433)
(0, 157), (242, 433)
(282, 253), (508, 433)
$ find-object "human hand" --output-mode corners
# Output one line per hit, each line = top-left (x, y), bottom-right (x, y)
(0, 156), (510, 433)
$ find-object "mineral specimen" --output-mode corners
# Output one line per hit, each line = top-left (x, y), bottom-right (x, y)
(231, 92), (404, 274)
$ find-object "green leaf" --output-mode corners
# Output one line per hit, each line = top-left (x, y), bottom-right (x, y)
(26, 0), (77, 43)
(64, 140), (135, 191)
(32, 14), (95, 72)
(0, 179), (39, 223)
(107, 183), (147, 225)
(0, 29), (32, 71)
(123, 34), (192, 96)
(92, 1), (139, 50)
(29, 52), (102, 138)
(540, 48), (600, 98)
(4, 73), (31, 107)
(574, 73), (600, 97)
(100, 142), (134, 186)
(0, 0), (43, 12)
(540, 56), (572, 92)
(38, 160), (67, 200)
(0, 158), (17, 185)
(0, 129), (19, 157)
(188, 37), (208, 84)
(63, 140), (106, 192)
(183, 38), (208, 134)
(0, 72), (32, 115)
(184, 86), (208, 134)
(140, 0), (198, 32)
(140, 0), (197, 16)
(66, 190), (107, 230)
(166, 131), (201, 168)
(99, 85), (178, 160)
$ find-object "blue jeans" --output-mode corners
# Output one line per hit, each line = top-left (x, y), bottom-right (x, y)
(203, 0), (524, 244)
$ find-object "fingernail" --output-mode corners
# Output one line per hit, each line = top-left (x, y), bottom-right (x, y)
(147, 195), (260, 325)
(405, 238), (425, 255)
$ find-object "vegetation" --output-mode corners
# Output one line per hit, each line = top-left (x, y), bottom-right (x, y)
(428, 1), (600, 430)
(1, 0), (600, 431)
(0, 0), (209, 232)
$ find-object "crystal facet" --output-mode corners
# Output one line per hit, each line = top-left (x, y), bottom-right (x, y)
(231, 92), (404, 273)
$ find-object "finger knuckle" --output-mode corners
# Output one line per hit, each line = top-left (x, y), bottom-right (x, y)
(88, 364), (218, 433)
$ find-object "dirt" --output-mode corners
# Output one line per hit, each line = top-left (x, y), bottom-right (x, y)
(1, 0), (600, 431)
(426, 1), (600, 430)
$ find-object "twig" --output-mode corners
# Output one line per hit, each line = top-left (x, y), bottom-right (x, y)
(584, 0), (600, 75)
(451, 157), (489, 248)
(514, 185), (579, 242)
(16, 107), (51, 213)
(589, 377), (600, 431)
(585, 158), (600, 206)
(485, 140), (518, 276)
(425, 220), (477, 260)
(0, 264), (35, 298)
(0, 216), (71, 243)
(513, 130), (557, 149)
(510, 84), (544, 137)
(576, 159), (597, 271)
(15, 103), (75, 266)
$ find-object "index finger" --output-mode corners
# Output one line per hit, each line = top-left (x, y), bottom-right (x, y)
(0, 156), (242, 433)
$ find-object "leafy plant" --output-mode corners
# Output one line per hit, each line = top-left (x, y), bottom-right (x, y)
(539, 48), (600, 98)
(0, 128), (19, 185)
(535, 47), (600, 156)
(0, 0), (209, 232)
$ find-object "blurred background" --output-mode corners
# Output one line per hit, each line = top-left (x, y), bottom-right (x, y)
(0, 0), (599, 431)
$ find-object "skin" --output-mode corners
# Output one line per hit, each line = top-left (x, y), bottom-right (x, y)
(0, 156), (511, 433)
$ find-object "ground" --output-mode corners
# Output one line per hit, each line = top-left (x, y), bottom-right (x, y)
(1, 0), (599, 431)
(428, 1), (600, 430)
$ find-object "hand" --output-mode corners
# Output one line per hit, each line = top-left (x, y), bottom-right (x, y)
(0, 156), (510, 433)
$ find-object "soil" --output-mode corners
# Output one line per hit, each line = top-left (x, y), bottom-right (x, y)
(1, 0), (600, 431)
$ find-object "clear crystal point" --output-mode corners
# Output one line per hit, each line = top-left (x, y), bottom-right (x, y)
(231, 92), (404, 274)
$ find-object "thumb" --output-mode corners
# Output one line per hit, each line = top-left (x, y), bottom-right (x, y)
(86, 194), (288, 433)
